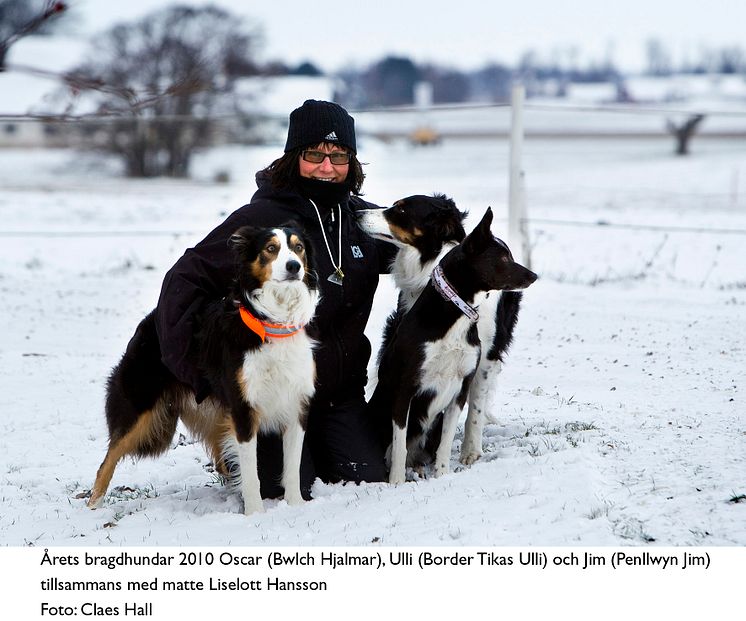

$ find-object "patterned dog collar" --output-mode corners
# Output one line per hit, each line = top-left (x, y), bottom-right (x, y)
(431, 265), (479, 322)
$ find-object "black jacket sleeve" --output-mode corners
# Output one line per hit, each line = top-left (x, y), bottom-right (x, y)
(154, 211), (246, 398)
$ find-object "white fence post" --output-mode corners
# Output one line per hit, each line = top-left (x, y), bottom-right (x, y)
(508, 83), (531, 268)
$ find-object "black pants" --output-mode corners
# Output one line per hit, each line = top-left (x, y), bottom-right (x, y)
(257, 394), (387, 500)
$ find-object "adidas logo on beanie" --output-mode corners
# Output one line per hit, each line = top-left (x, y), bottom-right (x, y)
(285, 100), (357, 153)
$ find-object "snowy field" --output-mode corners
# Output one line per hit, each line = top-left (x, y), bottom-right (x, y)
(0, 134), (744, 547)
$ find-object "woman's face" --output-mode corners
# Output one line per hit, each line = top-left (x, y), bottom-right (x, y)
(298, 142), (350, 183)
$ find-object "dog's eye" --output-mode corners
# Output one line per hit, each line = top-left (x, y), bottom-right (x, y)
(294, 243), (304, 253)
(266, 244), (277, 253)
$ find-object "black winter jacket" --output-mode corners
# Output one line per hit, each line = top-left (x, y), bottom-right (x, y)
(155, 174), (394, 402)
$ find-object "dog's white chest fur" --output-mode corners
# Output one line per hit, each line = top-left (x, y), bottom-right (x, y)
(473, 290), (500, 344)
(239, 334), (315, 433)
(394, 244), (457, 313)
(418, 316), (480, 417)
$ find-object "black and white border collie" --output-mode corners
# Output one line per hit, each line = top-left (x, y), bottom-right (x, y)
(362, 193), (469, 316)
(359, 198), (537, 476)
(88, 225), (320, 515)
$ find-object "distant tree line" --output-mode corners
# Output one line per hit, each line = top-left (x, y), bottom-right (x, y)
(333, 41), (746, 108)
(645, 38), (746, 76)
(332, 53), (622, 108)
(5, 1), (740, 177)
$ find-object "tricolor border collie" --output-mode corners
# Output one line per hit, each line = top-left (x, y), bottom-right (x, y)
(88, 224), (319, 515)
(359, 199), (537, 479)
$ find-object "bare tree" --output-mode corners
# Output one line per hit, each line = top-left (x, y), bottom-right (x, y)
(420, 65), (470, 103)
(646, 38), (673, 76)
(470, 63), (512, 102)
(68, 5), (259, 177)
(362, 56), (421, 106)
(0, 0), (66, 69)
(666, 114), (705, 156)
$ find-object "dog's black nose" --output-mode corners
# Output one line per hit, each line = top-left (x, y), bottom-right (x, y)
(286, 260), (301, 275)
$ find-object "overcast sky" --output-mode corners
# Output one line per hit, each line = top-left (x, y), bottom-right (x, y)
(74, 0), (746, 73)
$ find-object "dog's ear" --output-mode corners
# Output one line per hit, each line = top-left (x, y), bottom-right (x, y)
(462, 208), (494, 256)
(432, 194), (468, 241)
(280, 219), (304, 234)
(435, 210), (467, 242)
(227, 226), (261, 254)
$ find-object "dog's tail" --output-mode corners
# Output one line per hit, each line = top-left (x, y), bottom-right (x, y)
(104, 311), (178, 455)
(89, 311), (179, 508)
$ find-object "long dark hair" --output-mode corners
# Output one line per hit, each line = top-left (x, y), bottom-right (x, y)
(261, 144), (366, 195)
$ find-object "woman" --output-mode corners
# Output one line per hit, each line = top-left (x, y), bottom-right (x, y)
(155, 99), (394, 499)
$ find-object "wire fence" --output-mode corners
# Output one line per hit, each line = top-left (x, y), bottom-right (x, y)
(2, 97), (745, 287)
(1, 220), (744, 238)
(525, 219), (746, 235)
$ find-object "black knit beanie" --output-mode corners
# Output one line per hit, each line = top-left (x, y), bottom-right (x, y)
(284, 99), (357, 154)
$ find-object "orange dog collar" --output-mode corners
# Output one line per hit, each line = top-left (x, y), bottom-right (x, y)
(238, 306), (305, 342)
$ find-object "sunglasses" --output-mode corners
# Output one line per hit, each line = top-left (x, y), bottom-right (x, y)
(301, 150), (351, 165)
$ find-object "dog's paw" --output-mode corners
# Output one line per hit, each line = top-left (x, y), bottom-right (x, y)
(389, 473), (406, 485)
(434, 462), (451, 477)
(459, 450), (482, 466)
(412, 464), (427, 478)
(86, 490), (103, 509)
(284, 493), (305, 507)
(243, 500), (265, 516)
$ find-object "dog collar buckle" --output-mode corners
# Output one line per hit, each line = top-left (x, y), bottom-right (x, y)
(431, 265), (479, 322)
(238, 306), (305, 342)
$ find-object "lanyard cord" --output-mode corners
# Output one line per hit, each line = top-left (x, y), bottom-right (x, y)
(309, 199), (343, 280)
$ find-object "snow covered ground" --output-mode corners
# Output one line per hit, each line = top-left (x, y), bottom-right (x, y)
(0, 134), (744, 547)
